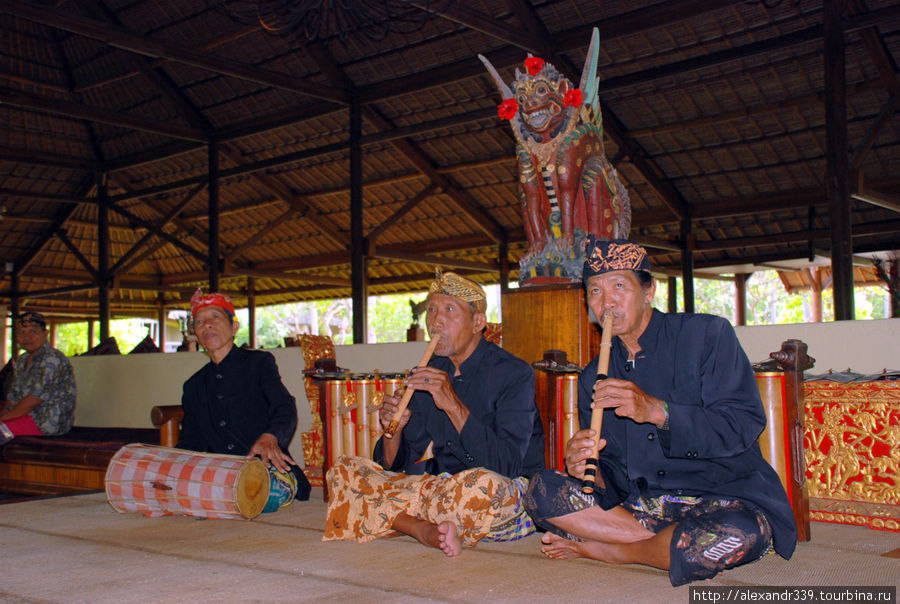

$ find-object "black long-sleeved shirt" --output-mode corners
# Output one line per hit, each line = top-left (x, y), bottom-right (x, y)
(374, 338), (544, 479)
(579, 309), (797, 559)
(178, 346), (297, 455)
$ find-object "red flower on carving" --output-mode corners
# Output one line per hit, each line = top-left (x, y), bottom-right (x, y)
(563, 88), (583, 107)
(524, 57), (545, 76)
(497, 98), (518, 120)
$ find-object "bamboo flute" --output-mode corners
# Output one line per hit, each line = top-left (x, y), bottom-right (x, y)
(384, 335), (441, 437)
(582, 311), (614, 494)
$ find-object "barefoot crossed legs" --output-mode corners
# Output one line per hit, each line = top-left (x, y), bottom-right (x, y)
(391, 512), (463, 557)
(540, 504), (674, 570)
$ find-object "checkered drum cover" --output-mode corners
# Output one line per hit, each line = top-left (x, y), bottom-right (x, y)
(105, 444), (269, 520)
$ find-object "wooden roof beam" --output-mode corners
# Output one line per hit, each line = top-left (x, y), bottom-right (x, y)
(12, 178), (95, 277)
(0, 145), (98, 171)
(370, 247), (499, 272)
(364, 108), (505, 242)
(53, 228), (98, 281)
(106, 204), (209, 265)
(226, 268), (351, 287)
(219, 145), (346, 246)
(851, 177), (900, 213)
(74, 24), (261, 94)
(694, 219), (900, 252)
(222, 208), (299, 264)
(97, 2), (900, 176)
(0, 85), (208, 142)
(366, 183), (440, 245)
(2, 0), (349, 104)
(420, 2), (550, 55)
(109, 183), (206, 276)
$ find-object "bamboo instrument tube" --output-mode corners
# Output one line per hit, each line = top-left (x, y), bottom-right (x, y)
(384, 335), (441, 437)
(582, 311), (614, 494)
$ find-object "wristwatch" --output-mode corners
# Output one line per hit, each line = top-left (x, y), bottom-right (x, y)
(659, 401), (670, 430)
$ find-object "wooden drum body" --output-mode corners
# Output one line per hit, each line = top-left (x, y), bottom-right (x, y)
(550, 374), (580, 472)
(756, 373), (793, 495)
(105, 444), (270, 520)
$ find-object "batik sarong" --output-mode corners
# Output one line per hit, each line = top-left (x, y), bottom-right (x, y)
(323, 455), (534, 548)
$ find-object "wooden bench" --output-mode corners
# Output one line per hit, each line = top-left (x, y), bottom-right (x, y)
(0, 406), (189, 496)
(0, 426), (160, 496)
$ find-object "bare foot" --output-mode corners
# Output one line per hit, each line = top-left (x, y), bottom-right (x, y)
(541, 532), (641, 565)
(541, 532), (588, 560)
(391, 512), (462, 557)
(436, 521), (462, 557)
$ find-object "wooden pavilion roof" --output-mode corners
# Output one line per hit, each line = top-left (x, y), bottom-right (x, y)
(1, 0), (899, 321)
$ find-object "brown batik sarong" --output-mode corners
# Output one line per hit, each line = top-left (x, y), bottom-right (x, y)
(323, 455), (531, 548)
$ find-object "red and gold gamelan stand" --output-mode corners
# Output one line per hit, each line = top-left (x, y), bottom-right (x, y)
(802, 379), (900, 533)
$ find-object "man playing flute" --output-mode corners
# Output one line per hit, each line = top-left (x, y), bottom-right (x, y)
(524, 237), (796, 585)
(324, 271), (544, 556)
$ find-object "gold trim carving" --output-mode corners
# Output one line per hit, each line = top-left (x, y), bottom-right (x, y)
(803, 382), (899, 509)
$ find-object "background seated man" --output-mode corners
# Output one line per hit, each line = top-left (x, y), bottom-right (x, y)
(178, 289), (310, 508)
(324, 271), (544, 556)
(524, 237), (796, 586)
(0, 312), (76, 445)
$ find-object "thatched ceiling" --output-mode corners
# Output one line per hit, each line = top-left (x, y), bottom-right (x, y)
(1, 0), (899, 320)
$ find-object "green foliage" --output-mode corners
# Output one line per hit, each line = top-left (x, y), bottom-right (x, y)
(15, 279), (891, 359)
(53, 319), (153, 356)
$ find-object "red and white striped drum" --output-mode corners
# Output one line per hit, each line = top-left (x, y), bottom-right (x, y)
(105, 444), (270, 520)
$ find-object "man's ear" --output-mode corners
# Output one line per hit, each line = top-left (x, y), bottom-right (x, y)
(472, 312), (487, 333)
(646, 278), (657, 304)
(231, 319), (240, 337)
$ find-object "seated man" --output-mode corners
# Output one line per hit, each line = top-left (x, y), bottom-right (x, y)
(178, 289), (310, 508)
(324, 271), (544, 556)
(0, 312), (76, 445)
(524, 237), (797, 586)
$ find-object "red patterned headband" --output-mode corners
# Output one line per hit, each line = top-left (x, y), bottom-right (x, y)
(190, 288), (235, 317)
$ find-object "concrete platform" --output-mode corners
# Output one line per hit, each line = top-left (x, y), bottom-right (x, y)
(2, 489), (897, 602)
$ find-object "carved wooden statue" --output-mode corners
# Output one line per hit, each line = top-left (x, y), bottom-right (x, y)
(480, 28), (631, 284)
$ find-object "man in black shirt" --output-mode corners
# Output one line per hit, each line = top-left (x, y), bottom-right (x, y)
(178, 289), (310, 505)
(524, 238), (795, 585)
(323, 271), (543, 556)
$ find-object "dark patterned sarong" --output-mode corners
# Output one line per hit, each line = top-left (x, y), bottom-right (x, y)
(524, 469), (773, 586)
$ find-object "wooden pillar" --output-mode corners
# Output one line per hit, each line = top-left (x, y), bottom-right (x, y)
(0, 304), (6, 363)
(87, 319), (95, 350)
(49, 322), (57, 348)
(809, 267), (823, 323)
(156, 296), (166, 351)
(680, 214), (695, 313)
(735, 272), (748, 326)
(248, 277), (257, 349)
(890, 259), (900, 318)
(349, 95), (368, 343)
(208, 140), (220, 292)
(97, 172), (111, 341)
(9, 273), (19, 354)
(499, 236), (510, 295)
(825, 0), (854, 320)
(667, 276), (678, 314)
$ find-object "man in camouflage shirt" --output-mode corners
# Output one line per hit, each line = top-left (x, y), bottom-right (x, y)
(1, 312), (76, 444)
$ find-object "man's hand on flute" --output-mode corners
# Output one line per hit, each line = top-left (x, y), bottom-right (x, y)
(379, 390), (409, 467)
(379, 390), (411, 434)
(591, 379), (667, 426)
(563, 428), (608, 481)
